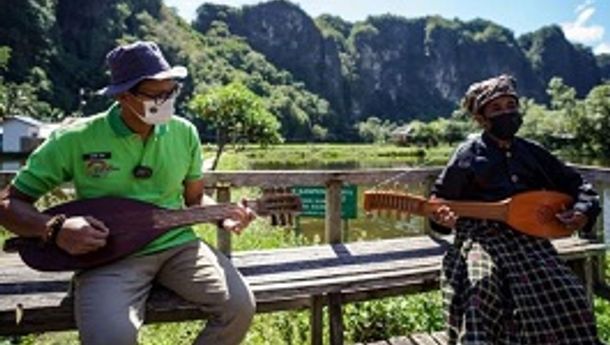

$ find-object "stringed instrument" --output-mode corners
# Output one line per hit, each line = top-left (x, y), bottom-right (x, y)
(363, 190), (574, 239)
(3, 192), (301, 272)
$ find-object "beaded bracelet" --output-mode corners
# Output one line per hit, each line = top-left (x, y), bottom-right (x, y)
(44, 214), (67, 244)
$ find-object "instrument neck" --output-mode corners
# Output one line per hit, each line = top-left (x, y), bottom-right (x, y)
(150, 200), (259, 230)
(428, 199), (509, 222)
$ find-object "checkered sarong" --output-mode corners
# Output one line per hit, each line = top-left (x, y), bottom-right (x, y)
(441, 219), (602, 344)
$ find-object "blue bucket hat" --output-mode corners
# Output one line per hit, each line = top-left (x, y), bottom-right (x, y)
(97, 41), (187, 96)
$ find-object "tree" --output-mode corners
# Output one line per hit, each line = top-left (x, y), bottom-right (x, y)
(579, 84), (610, 157)
(547, 77), (577, 112)
(407, 120), (439, 147)
(0, 46), (61, 120)
(355, 116), (396, 143)
(189, 82), (283, 170)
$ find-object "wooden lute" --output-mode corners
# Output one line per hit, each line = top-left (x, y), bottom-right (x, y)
(3, 193), (301, 272)
(363, 190), (574, 239)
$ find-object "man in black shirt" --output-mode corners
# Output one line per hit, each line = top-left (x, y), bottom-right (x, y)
(430, 74), (602, 344)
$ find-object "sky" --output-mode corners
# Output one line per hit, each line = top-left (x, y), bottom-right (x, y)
(164, 0), (610, 54)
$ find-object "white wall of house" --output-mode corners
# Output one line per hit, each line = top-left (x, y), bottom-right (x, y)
(2, 117), (42, 153)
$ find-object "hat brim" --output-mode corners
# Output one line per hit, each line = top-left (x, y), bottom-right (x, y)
(96, 66), (188, 96)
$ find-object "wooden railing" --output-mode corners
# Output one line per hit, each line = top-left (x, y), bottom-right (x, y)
(3, 164), (610, 254)
(195, 165), (609, 251)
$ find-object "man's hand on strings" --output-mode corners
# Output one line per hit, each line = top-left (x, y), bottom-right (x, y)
(56, 216), (109, 255)
(429, 197), (458, 229)
(556, 209), (588, 232)
(221, 199), (256, 235)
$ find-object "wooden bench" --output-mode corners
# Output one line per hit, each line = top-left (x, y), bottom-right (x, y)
(0, 236), (605, 344)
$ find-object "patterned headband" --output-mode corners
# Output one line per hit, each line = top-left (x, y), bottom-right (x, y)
(463, 74), (519, 115)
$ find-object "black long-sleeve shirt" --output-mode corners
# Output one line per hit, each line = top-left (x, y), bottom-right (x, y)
(430, 132), (600, 234)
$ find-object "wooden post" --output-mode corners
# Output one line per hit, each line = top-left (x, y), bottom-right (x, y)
(216, 186), (232, 257)
(422, 175), (436, 235)
(325, 179), (342, 244)
(310, 296), (323, 345)
(587, 180), (606, 293)
(584, 256), (594, 301)
(328, 293), (344, 345)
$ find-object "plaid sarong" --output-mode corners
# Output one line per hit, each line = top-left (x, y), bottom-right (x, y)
(441, 219), (602, 344)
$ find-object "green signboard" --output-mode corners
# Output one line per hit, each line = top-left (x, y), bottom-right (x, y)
(292, 185), (358, 219)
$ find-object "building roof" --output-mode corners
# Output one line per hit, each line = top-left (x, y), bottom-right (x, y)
(391, 125), (412, 136)
(4, 115), (44, 127)
(39, 123), (61, 138)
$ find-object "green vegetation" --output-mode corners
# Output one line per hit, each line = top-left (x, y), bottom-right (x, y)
(224, 144), (454, 170)
(189, 81), (283, 170)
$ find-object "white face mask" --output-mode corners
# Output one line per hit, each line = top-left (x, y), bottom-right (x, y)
(139, 96), (175, 125)
(125, 95), (176, 125)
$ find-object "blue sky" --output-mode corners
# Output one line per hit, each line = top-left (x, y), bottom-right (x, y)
(164, 0), (610, 54)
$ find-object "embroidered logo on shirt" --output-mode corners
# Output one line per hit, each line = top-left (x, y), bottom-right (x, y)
(83, 152), (118, 178)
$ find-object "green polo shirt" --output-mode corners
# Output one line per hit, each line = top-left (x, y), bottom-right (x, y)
(13, 103), (204, 255)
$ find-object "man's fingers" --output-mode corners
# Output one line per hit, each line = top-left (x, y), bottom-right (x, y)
(83, 236), (107, 248)
(86, 217), (110, 234)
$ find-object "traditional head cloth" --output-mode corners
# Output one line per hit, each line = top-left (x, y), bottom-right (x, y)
(462, 74), (519, 116)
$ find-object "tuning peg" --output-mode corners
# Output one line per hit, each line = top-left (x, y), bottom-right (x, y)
(287, 213), (294, 226)
(271, 213), (278, 226)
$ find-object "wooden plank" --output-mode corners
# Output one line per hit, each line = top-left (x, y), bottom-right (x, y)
(387, 336), (416, 344)
(409, 333), (440, 345)
(4, 165), (610, 188)
(195, 165), (610, 187)
(199, 168), (443, 188)
(431, 331), (448, 345)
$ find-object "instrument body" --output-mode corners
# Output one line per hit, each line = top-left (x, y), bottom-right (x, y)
(363, 190), (574, 239)
(4, 194), (301, 271)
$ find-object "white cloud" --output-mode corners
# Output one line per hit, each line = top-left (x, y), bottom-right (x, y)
(595, 42), (610, 54)
(561, 3), (605, 44)
(576, 0), (595, 14)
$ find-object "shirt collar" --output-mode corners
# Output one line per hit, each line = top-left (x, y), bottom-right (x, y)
(106, 102), (168, 137)
(481, 131), (512, 150)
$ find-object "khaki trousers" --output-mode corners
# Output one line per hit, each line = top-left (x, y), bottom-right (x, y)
(73, 240), (255, 345)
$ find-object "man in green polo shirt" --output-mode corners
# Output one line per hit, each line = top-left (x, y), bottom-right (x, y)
(0, 41), (255, 345)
